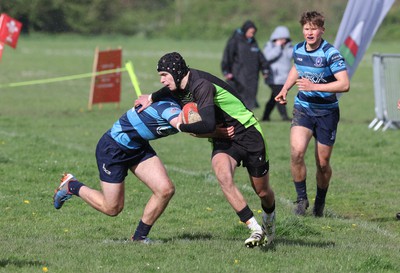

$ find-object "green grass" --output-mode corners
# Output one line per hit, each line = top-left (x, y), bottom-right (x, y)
(0, 34), (399, 273)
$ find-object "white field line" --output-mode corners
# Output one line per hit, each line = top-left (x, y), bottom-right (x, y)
(1, 129), (397, 240)
(0, 130), (18, 137)
(165, 165), (212, 177)
(0, 129), (93, 153)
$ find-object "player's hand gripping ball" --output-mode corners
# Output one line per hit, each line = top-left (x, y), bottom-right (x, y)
(182, 102), (202, 124)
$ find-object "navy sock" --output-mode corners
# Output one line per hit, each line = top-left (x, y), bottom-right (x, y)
(237, 205), (254, 223)
(68, 181), (84, 197)
(294, 180), (307, 200)
(262, 201), (275, 214)
(133, 220), (152, 241)
(315, 186), (328, 205)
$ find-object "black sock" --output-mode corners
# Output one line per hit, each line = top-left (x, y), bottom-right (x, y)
(294, 180), (307, 200)
(132, 220), (152, 241)
(236, 205), (254, 223)
(262, 201), (275, 214)
(315, 186), (328, 205)
(68, 181), (84, 197)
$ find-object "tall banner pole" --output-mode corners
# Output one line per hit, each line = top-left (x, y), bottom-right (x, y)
(125, 61), (142, 98)
(88, 47), (99, 110)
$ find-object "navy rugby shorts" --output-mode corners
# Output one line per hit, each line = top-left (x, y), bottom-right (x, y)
(292, 107), (340, 146)
(95, 133), (156, 183)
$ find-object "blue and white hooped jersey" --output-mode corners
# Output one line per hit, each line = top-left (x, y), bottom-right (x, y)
(108, 99), (181, 150)
(293, 39), (347, 116)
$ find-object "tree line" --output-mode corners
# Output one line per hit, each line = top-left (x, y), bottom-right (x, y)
(1, 0), (399, 41)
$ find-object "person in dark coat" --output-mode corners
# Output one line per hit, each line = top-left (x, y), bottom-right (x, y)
(221, 20), (270, 110)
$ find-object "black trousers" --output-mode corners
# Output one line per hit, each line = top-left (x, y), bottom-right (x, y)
(262, 84), (289, 121)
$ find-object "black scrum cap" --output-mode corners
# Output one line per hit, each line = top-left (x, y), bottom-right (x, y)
(157, 52), (189, 86)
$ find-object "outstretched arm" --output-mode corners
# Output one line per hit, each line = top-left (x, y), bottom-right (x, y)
(275, 65), (298, 105)
(134, 87), (172, 113)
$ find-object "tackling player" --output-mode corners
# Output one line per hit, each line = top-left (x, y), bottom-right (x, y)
(53, 99), (182, 243)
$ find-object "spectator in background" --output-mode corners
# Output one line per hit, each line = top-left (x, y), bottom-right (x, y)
(221, 20), (270, 110)
(262, 26), (292, 121)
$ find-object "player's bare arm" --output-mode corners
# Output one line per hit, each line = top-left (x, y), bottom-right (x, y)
(296, 70), (350, 93)
(275, 65), (298, 104)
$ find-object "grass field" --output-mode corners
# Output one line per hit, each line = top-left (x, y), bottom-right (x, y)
(0, 34), (399, 273)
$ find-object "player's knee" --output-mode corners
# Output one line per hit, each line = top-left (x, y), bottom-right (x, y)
(215, 170), (234, 186)
(316, 161), (330, 173)
(256, 190), (267, 199)
(104, 204), (124, 217)
(159, 183), (175, 200)
(255, 186), (272, 199)
(291, 151), (305, 164)
(164, 185), (175, 199)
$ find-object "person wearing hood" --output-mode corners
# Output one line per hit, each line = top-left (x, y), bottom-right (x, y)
(262, 26), (293, 121)
(221, 20), (270, 110)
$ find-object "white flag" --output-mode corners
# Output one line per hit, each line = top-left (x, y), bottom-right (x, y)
(334, 0), (394, 78)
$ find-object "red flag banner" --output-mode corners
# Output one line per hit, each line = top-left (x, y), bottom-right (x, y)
(0, 42), (4, 60)
(0, 13), (23, 48)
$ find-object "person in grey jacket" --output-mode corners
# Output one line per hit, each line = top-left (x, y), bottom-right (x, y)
(262, 26), (293, 121)
(221, 20), (270, 110)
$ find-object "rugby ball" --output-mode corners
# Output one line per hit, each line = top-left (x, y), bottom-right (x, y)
(182, 102), (202, 124)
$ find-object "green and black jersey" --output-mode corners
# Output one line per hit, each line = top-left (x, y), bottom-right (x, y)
(152, 68), (262, 137)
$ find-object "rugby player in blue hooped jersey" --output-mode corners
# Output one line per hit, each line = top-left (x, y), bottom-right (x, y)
(53, 98), (232, 244)
(275, 11), (350, 217)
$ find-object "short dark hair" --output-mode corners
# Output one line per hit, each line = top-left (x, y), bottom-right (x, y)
(299, 11), (325, 28)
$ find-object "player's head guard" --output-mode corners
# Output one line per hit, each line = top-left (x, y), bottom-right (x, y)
(157, 52), (189, 87)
